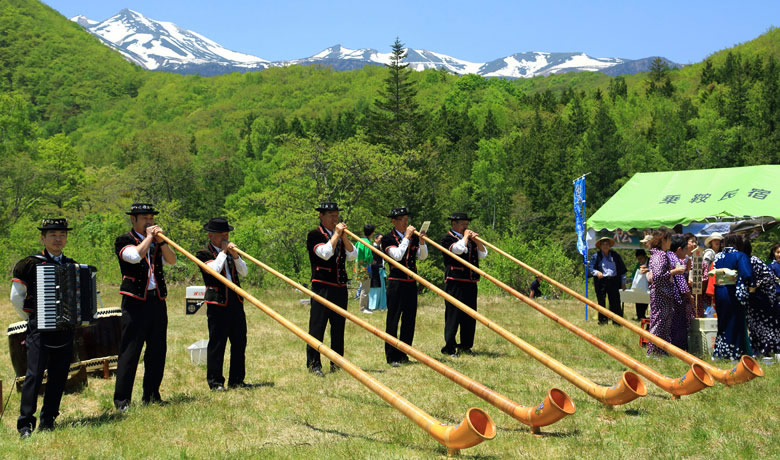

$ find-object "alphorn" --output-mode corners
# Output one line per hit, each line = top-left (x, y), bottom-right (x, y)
(343, 229), (646, 406)
(159, 234), (496, 455)
(418, 232), (714, 398)
(235, 247), (575, 434)
(474, 236), (764, 386)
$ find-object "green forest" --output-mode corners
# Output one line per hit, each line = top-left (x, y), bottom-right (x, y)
(1, 0), (779, 291)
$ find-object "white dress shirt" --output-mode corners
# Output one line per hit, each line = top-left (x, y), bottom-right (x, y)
(386, 229), (428, 261)
(314, 227), (358, 261)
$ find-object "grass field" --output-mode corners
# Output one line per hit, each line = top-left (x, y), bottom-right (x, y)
(0, 279), (777, 459)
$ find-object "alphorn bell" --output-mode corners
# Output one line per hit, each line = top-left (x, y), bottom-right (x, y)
(235, 247), (575, 434)
(418, 231), (714, 398)
(474, 236), (764, 386)
(158, 234), (496, 455)
(343, 229), (646, 406)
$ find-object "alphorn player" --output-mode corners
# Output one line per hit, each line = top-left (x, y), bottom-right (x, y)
(10, 218), (76, 438)
(439, 213), (487, 357)
(113, 203), (177, 411)
(380, 207), (427, 367)
(306, 202), (356, 377)
(196, 218), (250, 391)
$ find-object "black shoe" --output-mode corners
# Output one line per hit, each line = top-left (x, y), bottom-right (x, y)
(309, 367), (325, 378)
(459, 348), (473, 355)
(38, 419), (55, 431)
(116, 401), (131, 413)
(228, 382), (253, 389)
(142, 395), (167, 406)
(330, 364), (341, 373)
(211, 385), (226, 392)
(19, 426), (32, 439)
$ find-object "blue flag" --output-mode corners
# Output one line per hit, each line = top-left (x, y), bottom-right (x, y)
(574, 176), (587, 258)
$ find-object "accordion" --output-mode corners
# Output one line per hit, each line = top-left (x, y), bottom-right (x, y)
(36, 263), (98, 330)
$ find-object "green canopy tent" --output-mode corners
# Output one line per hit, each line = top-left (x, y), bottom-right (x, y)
(587, 165), (780, 247)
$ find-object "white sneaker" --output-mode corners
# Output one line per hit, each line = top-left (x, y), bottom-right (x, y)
(361, 308), (373, 314)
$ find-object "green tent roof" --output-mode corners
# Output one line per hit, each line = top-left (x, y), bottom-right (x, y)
(587, 165), (780, 231)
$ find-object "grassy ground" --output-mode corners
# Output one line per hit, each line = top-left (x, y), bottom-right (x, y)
(0, 281), (776, 459)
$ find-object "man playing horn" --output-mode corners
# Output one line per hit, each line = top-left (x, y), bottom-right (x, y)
(381, 207), (428, 367)
(113, 203), (177, 411)
(306, 202), (357, 377)
(196, 218), (250, 391)
(440, 213), (487, 357)
(11, 218), (76, 438)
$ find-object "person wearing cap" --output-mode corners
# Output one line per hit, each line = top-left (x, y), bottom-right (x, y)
(703, 233), (724, 268)
(439, 212), (487, 357)
(380, 207), (428, 366)
(631, 249), (650, 321)
(113, 203), (177, 411)
(10, 218), (76, 438)
(195, 218), (250, 391)
(588, 236), (627, 325)
(306, 202), (357, 377)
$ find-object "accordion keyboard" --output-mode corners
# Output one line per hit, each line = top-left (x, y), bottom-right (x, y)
(36, 265), (59, 330)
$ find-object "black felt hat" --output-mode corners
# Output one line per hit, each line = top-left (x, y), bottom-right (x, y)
(387, 207), (410, 218)
(448, 212), (473, 221)
(203, 217), (234, 233)
(37, 218), (72, 231)
(126, 203), (160, 215)
(315, 202), (341, 212)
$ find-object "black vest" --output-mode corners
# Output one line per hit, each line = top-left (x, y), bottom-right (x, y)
(196, 244), (243, 306)
(115, 230), (168, 300)
(380, 230), (419, 281)
(440, 231), (481, 282)
(307, 225), (348, 287)
(12, 251), (76, 318)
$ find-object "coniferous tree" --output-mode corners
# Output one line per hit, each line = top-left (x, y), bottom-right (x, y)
(367, 37), (421, 154)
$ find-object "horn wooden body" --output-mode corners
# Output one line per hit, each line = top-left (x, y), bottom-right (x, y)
(474, 236), (763, 386)
(236, 247), (575, 433)
(420, 232), (714, 398)
(159, 234), (496, 453)
(343, 229), (646, 406)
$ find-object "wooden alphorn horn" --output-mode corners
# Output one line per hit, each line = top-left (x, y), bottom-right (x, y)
(419, 231), (714, 398)
(343, 229), (646, 406)
(159, 234), (496, 455)
(235, 247), (575, 434)
(473, 236), (764, 386)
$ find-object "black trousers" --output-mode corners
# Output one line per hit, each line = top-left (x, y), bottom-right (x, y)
(595, 277), (623, 324)
(442, 281), (478, 354)
(18, 327), (73, 431)
(113, 292), (168, 407)
(635, 303), (648, 320)
(306, 283), (347, 370)
(207, 291), (247, 388)
(385, 280), (418, 363)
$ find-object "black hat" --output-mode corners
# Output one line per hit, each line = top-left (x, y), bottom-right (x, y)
(315, 202), (341, 212)
(448, 212), (472, 221)
(387, 207), (409, 218)
(203, 217), (234, 233)
(126, 203), (159, 215)
(37, 218), (72, 231)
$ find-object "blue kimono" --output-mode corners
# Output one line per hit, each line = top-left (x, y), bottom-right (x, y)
(712, 247), (753, 360)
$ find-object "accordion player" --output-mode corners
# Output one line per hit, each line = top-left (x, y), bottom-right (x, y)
(36, 263), (98, 330)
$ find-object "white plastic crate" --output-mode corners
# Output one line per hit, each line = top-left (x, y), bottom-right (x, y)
(187, 339), (209, 365)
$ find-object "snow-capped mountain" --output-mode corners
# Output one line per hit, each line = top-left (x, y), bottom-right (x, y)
(76, 9), (271, 74)
(72, 10), (679, 78)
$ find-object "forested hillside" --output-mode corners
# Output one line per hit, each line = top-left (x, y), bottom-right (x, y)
(2, 0), (778, 290)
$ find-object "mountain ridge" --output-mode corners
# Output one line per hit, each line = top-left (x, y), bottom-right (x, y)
(72, 9), (682, 78)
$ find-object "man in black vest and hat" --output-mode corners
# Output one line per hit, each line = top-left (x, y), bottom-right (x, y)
(380, 207), (428, 367)
(195, 218), (250, 391)
(10, 218), (76, 438)
(439, 213), (487, 357)
(306, 202), (357, 377)
(113, 203), (177, 411)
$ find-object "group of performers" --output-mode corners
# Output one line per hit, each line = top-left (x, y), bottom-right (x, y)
(9, 201), (486, 438)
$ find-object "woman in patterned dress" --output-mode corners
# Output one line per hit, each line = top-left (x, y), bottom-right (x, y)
(712, 234), (753, 360)
(669, 234), (693, 350)
(743, 238), (780, 357)
(647, 229), (685, 356)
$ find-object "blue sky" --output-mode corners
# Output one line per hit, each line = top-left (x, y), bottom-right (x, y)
(43, 1), (779, 64)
